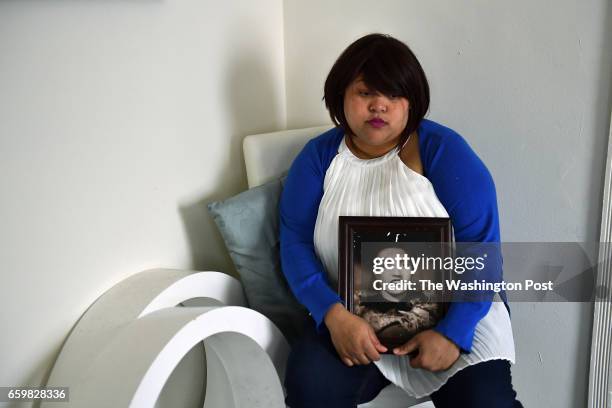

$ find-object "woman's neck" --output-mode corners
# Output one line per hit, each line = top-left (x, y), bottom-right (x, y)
(346, 131), (417, 159)
(346, 134), (398, 159)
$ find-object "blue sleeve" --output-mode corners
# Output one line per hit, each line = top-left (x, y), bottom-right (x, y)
(423, 129), (501, 353)
(279, 139), (342, 328)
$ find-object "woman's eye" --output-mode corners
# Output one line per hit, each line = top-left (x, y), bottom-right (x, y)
(359, 91), (370, 96)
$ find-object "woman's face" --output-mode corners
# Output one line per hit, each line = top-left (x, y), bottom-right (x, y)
(343, 76), (410, 151)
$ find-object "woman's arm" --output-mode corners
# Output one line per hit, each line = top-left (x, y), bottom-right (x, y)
(422, 125), (502, 353)
(280, 133), (388, 366)
(279, 138), (342, 328)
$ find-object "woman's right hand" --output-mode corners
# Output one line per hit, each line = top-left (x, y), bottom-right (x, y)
(323, 303), (388, 366)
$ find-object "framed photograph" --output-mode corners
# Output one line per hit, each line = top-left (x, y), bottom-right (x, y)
(338, 216), (453, 351)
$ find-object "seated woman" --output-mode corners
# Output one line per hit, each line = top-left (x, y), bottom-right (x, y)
(280, 33), (521, 408)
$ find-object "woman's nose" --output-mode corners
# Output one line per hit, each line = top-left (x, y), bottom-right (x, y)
(368, 95), (388, 113)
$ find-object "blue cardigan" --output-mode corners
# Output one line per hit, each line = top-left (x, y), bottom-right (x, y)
(279, 119), (506, 352)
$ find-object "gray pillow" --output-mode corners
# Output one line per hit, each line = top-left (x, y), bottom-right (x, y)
(207, 177), (309, 343)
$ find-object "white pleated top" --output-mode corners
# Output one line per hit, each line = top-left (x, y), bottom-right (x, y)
(313, 136), (515, 398)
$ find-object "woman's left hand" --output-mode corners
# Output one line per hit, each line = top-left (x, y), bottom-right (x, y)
(393, 330), (460, 372)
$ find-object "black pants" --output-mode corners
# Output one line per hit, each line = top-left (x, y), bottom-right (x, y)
(285, 322), (523, 408)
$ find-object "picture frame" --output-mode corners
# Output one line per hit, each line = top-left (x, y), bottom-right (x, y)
(338, 216), (453, 351)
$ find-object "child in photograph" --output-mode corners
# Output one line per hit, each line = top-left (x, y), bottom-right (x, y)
(355, 247), (442, 348)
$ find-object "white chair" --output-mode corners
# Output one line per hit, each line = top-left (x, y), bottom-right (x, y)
(243, 126), (434, 408)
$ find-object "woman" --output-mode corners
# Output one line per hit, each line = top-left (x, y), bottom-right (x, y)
(280, 33), (521, 407)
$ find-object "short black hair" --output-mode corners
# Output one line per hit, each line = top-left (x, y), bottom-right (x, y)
(323, 33), (430, 149)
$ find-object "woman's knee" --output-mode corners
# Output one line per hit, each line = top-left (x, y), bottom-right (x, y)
(284, 335), (380, 407)
(431, 360), (522, 408)
(285, 336), (343, 398)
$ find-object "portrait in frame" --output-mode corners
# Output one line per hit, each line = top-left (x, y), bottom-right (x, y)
(338, 216), (453, 351)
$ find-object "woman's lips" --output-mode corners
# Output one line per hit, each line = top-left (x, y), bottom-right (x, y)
(367, 118), (387, 128)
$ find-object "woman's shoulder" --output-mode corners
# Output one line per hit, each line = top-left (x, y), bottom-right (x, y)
(286, 126), (344, 179)
(419, 118), (469, 149)
(419, 118), (484, 166)
(295, 126), (344, 170)
(305, 126), (344, 153)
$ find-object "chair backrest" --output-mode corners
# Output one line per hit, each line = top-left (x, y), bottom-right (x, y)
(243, 125), (332, 188)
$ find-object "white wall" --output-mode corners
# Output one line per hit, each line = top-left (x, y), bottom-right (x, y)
(283, 0), (612, 406)
(0, 0), (286, 399)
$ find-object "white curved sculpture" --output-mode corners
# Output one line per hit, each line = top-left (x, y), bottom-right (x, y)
(43, 269), (289, 408)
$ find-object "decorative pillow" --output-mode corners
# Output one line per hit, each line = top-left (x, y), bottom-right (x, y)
(207, 177), (309, 343)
